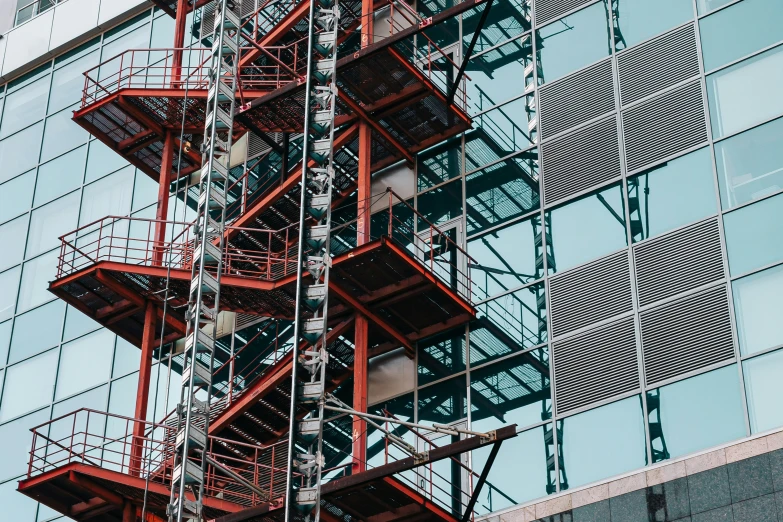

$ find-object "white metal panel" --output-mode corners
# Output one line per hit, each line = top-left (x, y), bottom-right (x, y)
(1, 8), (53, 75)
(49, 0), (101, 51)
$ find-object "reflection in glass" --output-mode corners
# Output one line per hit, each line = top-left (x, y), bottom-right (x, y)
(0, 349), (58, 422)
(472, 426), (549, 515)
(627, 148), (717, 242)
(49, 51), (100, 114)
(63, 305), (100, 342)
(467, 37), (531, 114)
(86, 139), (130, 183)
(418, 330), (466, 386)
(417, 375), (467, 425)
(40, 106), (90, 162)
(466, 150), (539, 236)
(472, 98), (535, 163)
(696, 0), (734, 14)
(17, 250), (58, 313)
(707, 45), (783, 139)
(537, 2), (611, 83)
(744, 348), (783, 433)
(367, 393), (414, 470)
(700, 0), (783, 72)
(34, 145), (86, 206)
(417, 179), (463, 229)
(79, 169), (134, 226)
(0, 321), (10, 366)
(614, 0), (693, 51)
(468, 217), (540, 301)
(417, 139), (461, 191)
(9, 301), (64, 364)
(471, 283), (547, 365)
(0, 408), (50, 483)
(26, 191), (80, 259)
(547, 184), (627, 273)
(715, 116), (783, 209)
(462, 0), (531, 54)
(733, 264), (783, 356)
(0, 123), (44, 184)
(648, 365), (745, 462)
(56, 329), (114, 400)
(0, 215), (28, 272)
(470, 348), (549, 431)
(50, 385), (109, 458)
(0, 76), (48, 139)
(0, 267), (21, 322)
(0, 170), (35, 224)
(723, 192), (783, 276)
(560, 395), (647, 489)
(113, 336), (141, 378)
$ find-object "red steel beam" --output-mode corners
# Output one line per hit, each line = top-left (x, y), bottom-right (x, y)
(238, 0), (310, 68)
(154, 131), (174, 265)
(131, 301), (156, 476)
(338, 91), (414, 165)
(171, 0), (188, 83)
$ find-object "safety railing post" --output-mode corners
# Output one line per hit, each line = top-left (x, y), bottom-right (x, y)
(83, 410), (90, 463)
(28, 430), (36, 477)
(388, 190), (393, 237)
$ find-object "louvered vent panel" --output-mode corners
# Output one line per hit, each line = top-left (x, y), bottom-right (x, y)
(623, 81), (707, 172)
(536, 0), (593, 25)
(247, 131), (279, 159)
(542, 116), (620, 205)
(634, 219), (724, 307)
(641, 285), (734, 386)
(540, 59), (615, 139)
(549, 252), (632, 338)
(618, 24), (700, 106)
(554, 317), (638, 415)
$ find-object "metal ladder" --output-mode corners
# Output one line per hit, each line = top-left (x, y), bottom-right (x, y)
(284, 0), (340, 520)
(168, 1), (240, 520)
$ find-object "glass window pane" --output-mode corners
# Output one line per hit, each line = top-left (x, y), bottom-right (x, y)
(0, 267), (21, 322)
(132, 169), (158, 211)
(417, 375), (467, 425)
(0, 408), (50, 483)
(85, 140), (129, 183)
(547, 183), (627, 273)
(466, 151), (540, 236)
(0, 123), (44, 184)
(0, 349), (58, 422)
(40, 106), (90, 162)
(0, 475), (40, 520)
(0, 76), (49, 139)
(418, 329), (466, 386)
(63, 306), (100, 342)
(723, 192), (783, 276)
(561, 395), (647, 489)
(34, 145), (86, 206)
(55, 329), (114, 400)
(79, 169), (134, 226)
(744, 348), (783, 433)
(696, 0), (733, 15)
(700, 0), (783, 72)
(468, 217), (541, 301)
(0, 170), (35, 223)
(467, 37), (531, 113)
(17, 250), (58, 313)
(49, 51), (100, 114)
(26, 191), (80, 259)
(113, 337), (140, 378)
(715, 116), (783, 210)
(648, 365), (745, 462)
(707, 45), (783, 139)
(418, 139), (461, 192)
(628, 148), (717, 242)
(108, 371), (138, 420)
(536, 2), (611, 83)
(9, 301), (64, 364)
(367, 393), (414, 469)
(472, 98), (535, 162)
(417, 179), (463, 228)
(0, 320), (10, 366)
(0, 215), (28, 272)
(615, 0), (693, 50)
(472, 283), (547, 366)
(733, 264), (783, 356)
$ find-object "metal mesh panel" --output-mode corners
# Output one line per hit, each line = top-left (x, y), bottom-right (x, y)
(549, 251), (633, 338)
(618, 24), (700, 106)
(541, 115), (621, 205)
(539, 58), (615, 139)
(641, 285), (734, 386)
(536, 0), (593, 25)
(554, 316), (638, 415)
(634, 218), (724, 307)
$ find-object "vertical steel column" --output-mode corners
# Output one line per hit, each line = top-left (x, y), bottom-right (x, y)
(284, 0), (340, 519)
(168, 1), (240, 520)
(154, 131), (174, 266)
(131, 301), (156, 476)
(172, 0), (189, 84)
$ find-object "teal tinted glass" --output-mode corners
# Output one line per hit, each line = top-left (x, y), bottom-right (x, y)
(615, 0), (693, 50)
(700, 0), (783, 71)
(696, 0), (733, 14)
(467, 38), (530, 113)
(9, 301), (65, 364)
(537, 2), (611, 83)
(0, 76), (48, 139)
(34, 145), (86, 206)
(715, 116), (783, 209)
(468, 217), (540, 301)
(472, 425), (549, 514)
(0, 349), (58, 422)
(648, 365), (745, 462)
(417, 139), (461, 191)
(473, 98), (535, 160)
(16, 250), (58, 313)
(86, 138), (130, 183)
(0, 216), (27, 272)
(470, 348), (549, 431)
(0, 320), (9, 367)
(0, 408), (50, 483)
(0, 170), (35, 224)
(48, 50), (100, 114)
(0, 123), (44, 184)
(547, 183), (627, 273)
(744, 348), (783, 433)
(417, 375), (467, 425)
(41, 105), (90, 162)
(466, 150), (540, 236)
(0, 267), (20, 322)
(560, 396), (647, 489)
(723, 192), (783, 276)
(417, 329), (466, 386)
(628, 148), (717, 242)
(56, 329), (114, 400)
(417, 179), (463, 228)
(471, 283), (547, 366)
(707, 45), (783, 139)
(26, 191), (80, 259)
(733, 264), (783, 356)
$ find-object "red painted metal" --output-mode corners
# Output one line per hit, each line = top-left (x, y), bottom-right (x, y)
(131, 301), (156, 476)
(154, 131), (173, 266)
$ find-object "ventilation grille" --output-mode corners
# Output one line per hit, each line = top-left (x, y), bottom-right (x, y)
(634, 219), (724, 307)
(554, 317), (639, 415)
(618, 24), (700, 106)
(536, 0), (592, 25)
(641, 285), (734, 386)
(623, 81), (708, 173)
(541, 116), (620, 205)
(540, 59), (615, 139)
(247, 131), (283, 160)
(549, 252), (632, 338)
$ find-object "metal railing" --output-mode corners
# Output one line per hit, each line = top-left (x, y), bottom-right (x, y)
(27, 408), (294, 507)
(14, 0), (62, 26)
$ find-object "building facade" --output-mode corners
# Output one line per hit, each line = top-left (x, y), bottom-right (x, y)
(0, 0), (782, 520)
